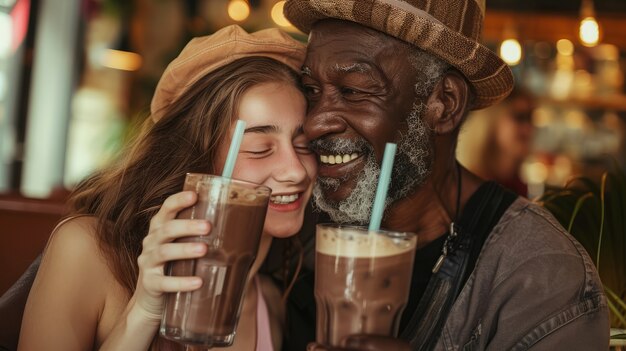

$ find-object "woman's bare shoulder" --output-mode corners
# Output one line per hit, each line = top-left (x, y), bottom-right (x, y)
(52, 215), (99, 239)
(19, 215), (116, 350)
(41, 215), (116, 305)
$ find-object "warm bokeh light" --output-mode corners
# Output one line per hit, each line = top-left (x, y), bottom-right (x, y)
(228, 0), (250, 22)
(499, 38), (522, 66)
(550, 69), (574, 98)
(555, 39), (575, 72)
(0, 12), (12, 58)
(271, 1), (291, 27)
(522, 161), (548, 185)
(564, 110), (588, 130)
(532, 107), (553, 128)
(573, 69), (593, 95)
(579, 16), (600, 47)
(101, 49), (142, 71)
(551, 156), (573, 185)
(556, 39), (574, 56)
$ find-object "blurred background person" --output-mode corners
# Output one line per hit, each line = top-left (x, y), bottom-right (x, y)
(458, 86), (536, 197)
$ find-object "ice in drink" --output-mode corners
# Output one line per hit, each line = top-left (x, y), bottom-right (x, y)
(315, 224), (417, 347)
(160, 174), (270, 347)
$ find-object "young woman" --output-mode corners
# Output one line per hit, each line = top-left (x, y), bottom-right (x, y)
(18, 25), (316, 351)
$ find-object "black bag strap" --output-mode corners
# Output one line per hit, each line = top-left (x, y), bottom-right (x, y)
(400, 182), (517, 350)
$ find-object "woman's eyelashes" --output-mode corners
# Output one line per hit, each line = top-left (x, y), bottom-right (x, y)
(240, 135), (273, 157)
(241, 147), (272, 157)
(294, 138), (313, 154)
(242, 145), (311, 157)
(293, 135), (313, 155)
(240, 135), (312, 158)
(295, 145), (313, 155)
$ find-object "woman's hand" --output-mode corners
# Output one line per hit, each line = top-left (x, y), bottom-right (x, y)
(131, 190), (210, 323)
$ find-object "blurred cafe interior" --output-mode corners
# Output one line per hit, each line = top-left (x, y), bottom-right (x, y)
(1, 0), (625, 298)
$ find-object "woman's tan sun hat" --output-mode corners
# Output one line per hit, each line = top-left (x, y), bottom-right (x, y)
(283, 0), (514, 110)
(151, 25), (305, 121)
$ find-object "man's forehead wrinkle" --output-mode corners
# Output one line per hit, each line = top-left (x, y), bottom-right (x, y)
(334, 63), (387, 89)
(304, 58), (382, 82)
(332, 63), (371, 74)
(306, 24), (397, 86)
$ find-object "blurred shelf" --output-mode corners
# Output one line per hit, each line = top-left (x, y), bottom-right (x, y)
(538, 93), (626, 112)
(0, 192), (68, 295)
(484, 10), (626, 50)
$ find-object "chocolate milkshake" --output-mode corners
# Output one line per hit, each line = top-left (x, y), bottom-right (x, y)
(160, 174), (270, 347)
(315, 224), (417, 347)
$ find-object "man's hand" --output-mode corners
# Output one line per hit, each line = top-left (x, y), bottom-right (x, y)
(307, 335), (411, 351)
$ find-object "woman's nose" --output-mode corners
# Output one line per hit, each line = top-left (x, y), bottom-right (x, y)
(273, 147), (309, 184)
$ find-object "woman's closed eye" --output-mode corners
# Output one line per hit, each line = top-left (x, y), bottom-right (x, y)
(294, 145), (313, 155)
(293, 134), (312, 155)
(242, 148), (272, 157)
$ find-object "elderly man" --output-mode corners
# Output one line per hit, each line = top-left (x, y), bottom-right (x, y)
(281, 0), (610, 350)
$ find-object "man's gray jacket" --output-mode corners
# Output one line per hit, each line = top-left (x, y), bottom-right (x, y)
(437, 197), (610, 350)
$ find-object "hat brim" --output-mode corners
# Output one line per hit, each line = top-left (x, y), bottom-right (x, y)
(284, 0), (514, 110)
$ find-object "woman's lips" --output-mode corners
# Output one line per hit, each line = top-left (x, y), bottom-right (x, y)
(268, 192), (305, 212)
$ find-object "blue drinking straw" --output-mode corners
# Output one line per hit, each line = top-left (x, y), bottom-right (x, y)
(368, 143), (397, 232)
(221, 120), (246, 179)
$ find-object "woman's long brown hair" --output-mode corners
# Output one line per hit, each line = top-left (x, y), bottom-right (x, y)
(69, 57), (301, 296)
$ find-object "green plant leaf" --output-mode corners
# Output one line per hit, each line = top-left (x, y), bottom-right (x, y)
(540, 190), (574, 204)
(606, 286), (626, 314)
(597, 173), (607, 274)
(566, 176), (601, 194)
(540, 161), (626, 329)
(607, 298), (626, 329)
(567, 192), (594, 233)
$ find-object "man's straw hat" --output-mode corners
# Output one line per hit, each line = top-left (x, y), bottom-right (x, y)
(284, 0), (514, 109)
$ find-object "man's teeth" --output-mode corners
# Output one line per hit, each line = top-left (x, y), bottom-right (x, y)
(271, 193), (299, 204)
(320, 153), (359, 165)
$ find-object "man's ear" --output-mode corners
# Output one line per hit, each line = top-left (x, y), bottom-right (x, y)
(424, 70), (470, 135)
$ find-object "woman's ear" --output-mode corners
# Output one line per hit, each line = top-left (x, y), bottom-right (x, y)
(423, 70), (470, 135)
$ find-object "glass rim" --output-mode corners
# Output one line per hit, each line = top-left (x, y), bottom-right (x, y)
(185, 173), (272, 194)
(316, 223), (416, 239)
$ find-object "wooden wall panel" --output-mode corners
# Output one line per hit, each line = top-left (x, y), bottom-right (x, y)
(0, 195), (67, 295)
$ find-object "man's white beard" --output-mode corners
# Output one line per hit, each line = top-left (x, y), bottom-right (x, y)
(313, 103), (433, 224)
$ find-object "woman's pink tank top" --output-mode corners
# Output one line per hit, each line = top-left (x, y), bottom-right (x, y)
(255, 276), (274, 351)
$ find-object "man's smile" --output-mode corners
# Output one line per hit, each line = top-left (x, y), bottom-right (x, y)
(309, 137), (371, 181)
(319, 153), (361, 165)
(317, 153), (366, 180)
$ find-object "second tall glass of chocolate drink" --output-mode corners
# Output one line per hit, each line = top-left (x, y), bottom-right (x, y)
(160, 173), (271, 347)
(315, 224), (417, 347)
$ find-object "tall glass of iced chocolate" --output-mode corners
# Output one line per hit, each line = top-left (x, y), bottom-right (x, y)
(160, 173), (271, 347)
(315, 224), (417, 347)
